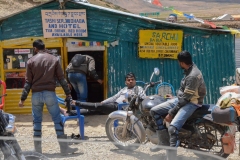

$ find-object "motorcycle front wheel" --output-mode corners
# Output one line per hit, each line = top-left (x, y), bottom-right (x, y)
(23, 151), (49, 160)
(105, 117), (141, 151)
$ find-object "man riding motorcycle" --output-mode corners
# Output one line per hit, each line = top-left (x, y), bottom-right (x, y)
(150, 51), (207, 158)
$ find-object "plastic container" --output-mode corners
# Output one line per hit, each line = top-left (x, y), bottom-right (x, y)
(221, 133), (235, 154)
(232, 104), (240, 116)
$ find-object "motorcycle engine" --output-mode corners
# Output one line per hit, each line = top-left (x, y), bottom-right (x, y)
(139, 95), (166, 116)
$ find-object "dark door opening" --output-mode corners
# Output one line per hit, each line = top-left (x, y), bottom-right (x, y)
(67, 51), (104, 102)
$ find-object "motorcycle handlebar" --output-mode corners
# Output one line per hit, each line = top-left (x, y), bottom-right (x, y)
(65, 97), (72, 114)
(142, 81), (162, 94)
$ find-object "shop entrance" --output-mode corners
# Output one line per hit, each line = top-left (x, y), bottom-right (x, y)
(67, 51), (104, 102)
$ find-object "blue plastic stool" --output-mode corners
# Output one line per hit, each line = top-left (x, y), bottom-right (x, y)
(57, 96), (85, 140)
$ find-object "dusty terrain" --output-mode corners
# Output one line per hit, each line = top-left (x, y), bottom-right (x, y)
(1, 0), (240, 19)
(0, 0), (129, 19)
(0, 0), (39, 19)
(106, 0), (240, 17)
(10, 113), (240, 160)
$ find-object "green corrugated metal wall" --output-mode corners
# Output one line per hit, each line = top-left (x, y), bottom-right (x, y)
(0, 1), (235, 103)
(107, 35), (235, 104)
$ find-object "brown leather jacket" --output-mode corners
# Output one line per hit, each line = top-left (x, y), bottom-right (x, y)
(21, 51), (70, 101)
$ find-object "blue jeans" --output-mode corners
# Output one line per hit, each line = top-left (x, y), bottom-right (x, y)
(68, 72), (87, 102)
(150, 98), (199, 130)
(32, 91), (64, 136)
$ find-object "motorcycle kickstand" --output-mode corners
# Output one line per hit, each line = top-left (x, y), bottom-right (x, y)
(143, 137), (150, 144)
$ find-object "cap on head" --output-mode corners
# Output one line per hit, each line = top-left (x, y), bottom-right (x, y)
(168, 14), (177, 22)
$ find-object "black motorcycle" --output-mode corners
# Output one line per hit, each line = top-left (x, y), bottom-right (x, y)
(105, 68), (239, 158)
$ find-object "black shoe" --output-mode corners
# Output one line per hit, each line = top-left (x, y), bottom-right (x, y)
(33, 136), (42, 154)
(150, 129), (170, 152)
(57, 134), (78, 155)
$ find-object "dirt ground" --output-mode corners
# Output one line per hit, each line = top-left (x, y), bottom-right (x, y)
(11, 113), (240, 160)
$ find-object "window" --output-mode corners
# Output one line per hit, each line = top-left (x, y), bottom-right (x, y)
(3, 48), (62, 70)
(3, 48), (62, 89)
(3, 49), (33, 69)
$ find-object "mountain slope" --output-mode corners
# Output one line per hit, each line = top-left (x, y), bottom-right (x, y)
(0, 0), (130, 19)
(1, 0), (240, 22)
(105, 0), (240, 17)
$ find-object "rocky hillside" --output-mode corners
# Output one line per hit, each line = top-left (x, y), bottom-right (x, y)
(0, 0), (129, 19)
(1, 0), (240, 20)
(105, 0), (240, 17)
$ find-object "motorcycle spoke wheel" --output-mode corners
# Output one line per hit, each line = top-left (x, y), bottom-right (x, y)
(194, 122), (229, 158)
(105, 117), (140, 151)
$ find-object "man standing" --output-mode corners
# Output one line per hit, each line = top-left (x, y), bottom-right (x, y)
(66, 54), (103, 102)
(19, 39), (78, 155)
(150, 51), (206, 158)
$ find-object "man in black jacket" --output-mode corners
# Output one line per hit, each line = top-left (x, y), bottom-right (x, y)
(18, 39), (77, 155)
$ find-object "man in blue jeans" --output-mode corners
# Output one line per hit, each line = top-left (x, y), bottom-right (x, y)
(18, 39), (77, 155)
(66, 54), (103, 102)
(150, 51), (207, 159)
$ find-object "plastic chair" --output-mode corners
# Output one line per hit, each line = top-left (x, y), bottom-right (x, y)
(57, 96), (85, 140)
(155, 82), (176, 96)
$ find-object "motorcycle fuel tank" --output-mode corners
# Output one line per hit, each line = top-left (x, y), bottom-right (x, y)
(140, 95), (167, 116)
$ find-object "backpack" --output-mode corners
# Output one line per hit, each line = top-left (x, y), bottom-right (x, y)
(66, 54), (88, 74)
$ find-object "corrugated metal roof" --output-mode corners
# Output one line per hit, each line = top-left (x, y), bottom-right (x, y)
(0, 0), (230, 33)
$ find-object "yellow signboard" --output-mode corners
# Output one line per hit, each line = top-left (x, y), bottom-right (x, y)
(138, 30), (183, 59)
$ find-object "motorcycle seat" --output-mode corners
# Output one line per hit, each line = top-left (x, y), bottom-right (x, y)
(190, 104), (214, 118)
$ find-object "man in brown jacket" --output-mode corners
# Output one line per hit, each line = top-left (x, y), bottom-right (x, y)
(18, 39), (77, 155)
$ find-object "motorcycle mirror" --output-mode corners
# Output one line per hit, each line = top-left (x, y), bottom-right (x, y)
(154, 68), (160, 75)
(150, 68), (160, 82)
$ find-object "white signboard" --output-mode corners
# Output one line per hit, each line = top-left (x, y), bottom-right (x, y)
(41, 10), (88, 38)
(14, 49), (31, 54)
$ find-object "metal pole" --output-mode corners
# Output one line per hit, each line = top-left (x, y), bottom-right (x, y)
(239, 132), (240, 156)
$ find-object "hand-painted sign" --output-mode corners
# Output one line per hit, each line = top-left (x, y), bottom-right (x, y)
(138, 30), (183, 59)
(41, 10), (88, 38)
(139, 12), (160, 18)
(14, 49), (30, 54)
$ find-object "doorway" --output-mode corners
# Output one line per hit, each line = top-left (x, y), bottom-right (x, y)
(67, 51), (104, 102)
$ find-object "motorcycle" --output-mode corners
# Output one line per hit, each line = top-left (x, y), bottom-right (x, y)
(0, 94), (49, 160)
(105, 68), (239, 158)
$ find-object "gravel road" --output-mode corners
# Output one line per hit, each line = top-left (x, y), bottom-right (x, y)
(12, 114), (240, 160)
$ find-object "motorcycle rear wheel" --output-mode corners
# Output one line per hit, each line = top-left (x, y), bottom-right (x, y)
(191, 121), (230, 158)
(23, 151), (49, 160)
(105, 117), (141, 151)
